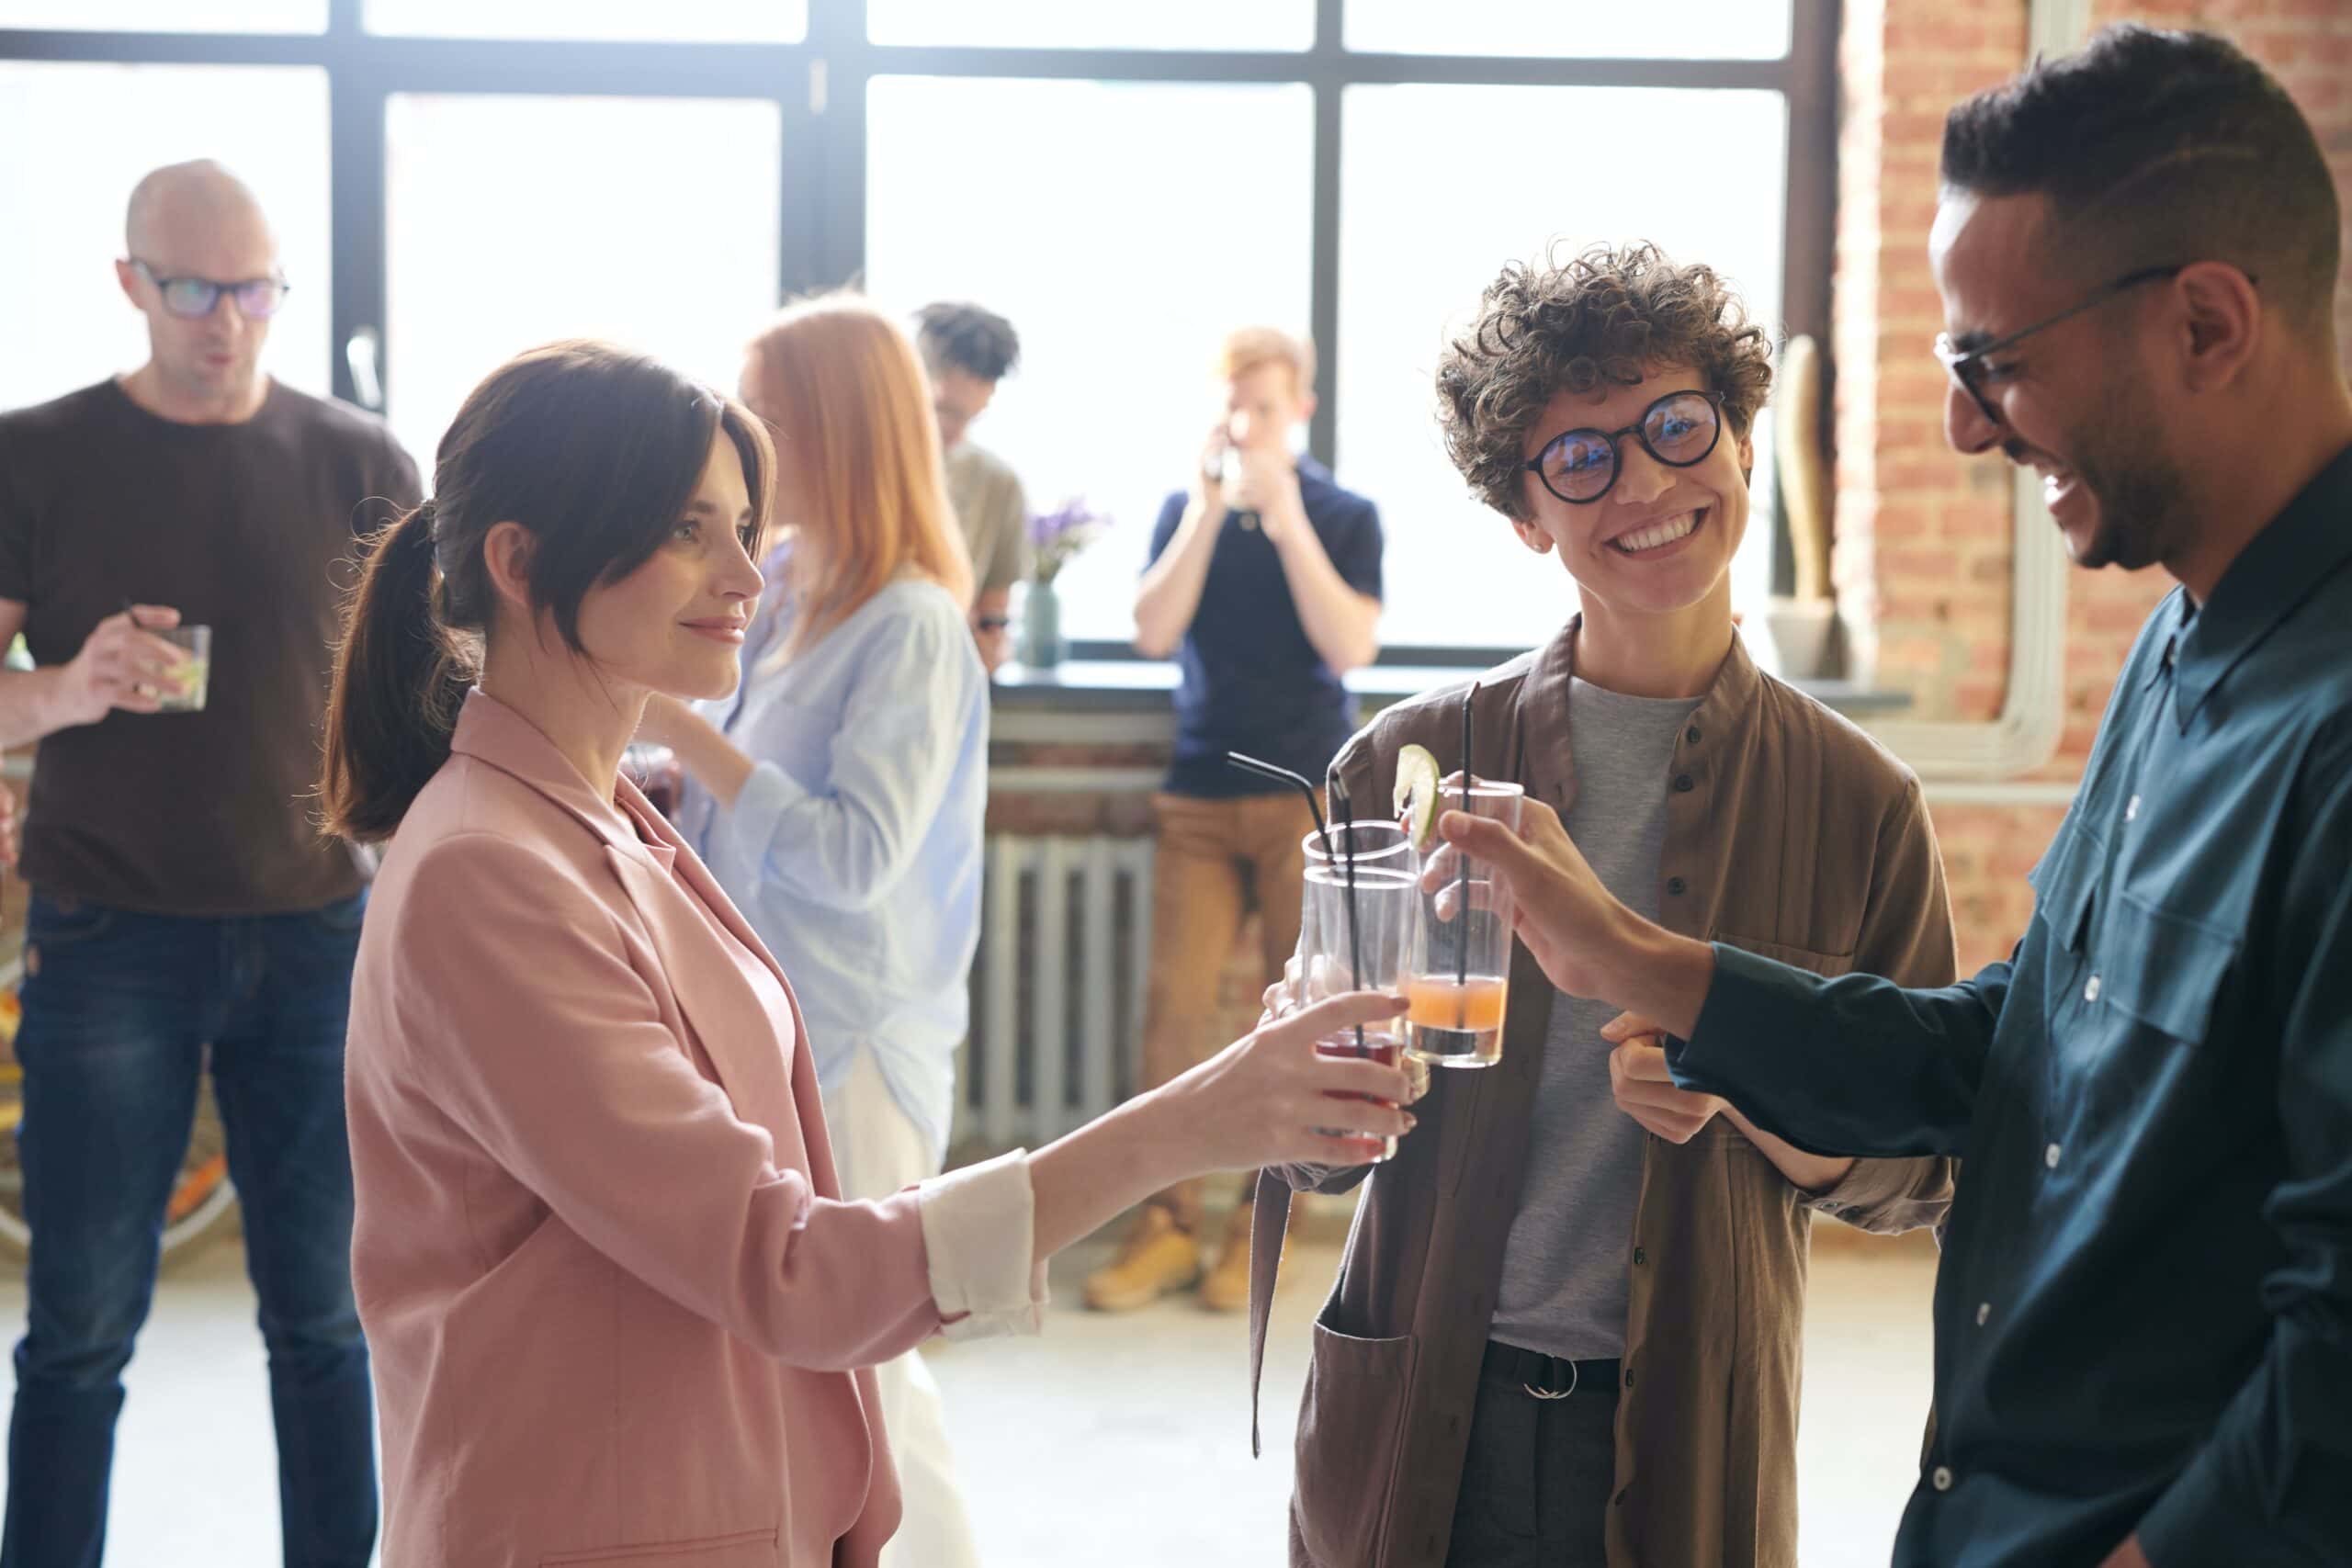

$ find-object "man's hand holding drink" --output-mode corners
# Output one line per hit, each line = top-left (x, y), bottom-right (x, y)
(1432, 793), (1717, 1040)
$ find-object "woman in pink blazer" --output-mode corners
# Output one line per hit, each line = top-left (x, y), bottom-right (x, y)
(320, 339), (1413, 1568)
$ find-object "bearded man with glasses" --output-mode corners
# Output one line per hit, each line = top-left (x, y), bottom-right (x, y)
(0, 160), (417, 1567)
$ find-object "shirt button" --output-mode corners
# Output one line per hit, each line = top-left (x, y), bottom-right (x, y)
(1673, 774), (1695, 794)
(2084, 975), (2101, 1003)
(1666, 877), (1687, 897)
(1975, 1302), (1990, 1326)
(2046, 1143), (2063, 1169)
(1634, 1247), (1647, 1266)
(1932, 1465), (1954, 1493)
(1623, 1367), (1634, 1388)
(2125, 795), (2141, 822)
(1684, 726), (1702, 745)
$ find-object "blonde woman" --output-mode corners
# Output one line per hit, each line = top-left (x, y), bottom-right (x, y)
(638, 296), (984, 1567)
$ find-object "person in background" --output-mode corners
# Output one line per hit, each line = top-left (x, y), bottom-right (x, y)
(324, 336), (1416, 1567)
(1092, 327), (1384, 1315)
(0, 160), (419, 1568)
(915, 301), (1027, 672)
(1438, 28), (2352, 1568)
(640, 295), (986, 1568)
(1257, 245), (1956, 1568)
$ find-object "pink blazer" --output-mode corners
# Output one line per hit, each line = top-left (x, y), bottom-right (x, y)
(345, 693), (1037, 1568)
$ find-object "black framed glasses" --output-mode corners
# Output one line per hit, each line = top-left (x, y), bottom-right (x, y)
(130, 259), (291, 321)
(1932, 264), (2193, 426)
(1522, 389), (1724, 505)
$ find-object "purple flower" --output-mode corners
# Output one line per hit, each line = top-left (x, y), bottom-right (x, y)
(1026, 496), (1112, 584)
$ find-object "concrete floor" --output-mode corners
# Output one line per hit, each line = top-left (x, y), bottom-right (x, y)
(0, 1221), (1939, 1566)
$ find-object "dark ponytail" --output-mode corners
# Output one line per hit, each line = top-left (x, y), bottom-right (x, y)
(320, 337), (775, 844)
(322, 498), (477, 843)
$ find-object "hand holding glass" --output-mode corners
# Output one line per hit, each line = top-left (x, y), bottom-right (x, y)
(1299, 820), (1419, 1161)
(153, 625), (211, 713)
(1410, 779), (1522, 1067)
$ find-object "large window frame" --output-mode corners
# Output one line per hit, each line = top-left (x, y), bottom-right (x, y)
(1, 0), (1838, 660)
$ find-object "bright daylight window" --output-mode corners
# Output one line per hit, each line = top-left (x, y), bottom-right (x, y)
(384, 94), (783, 465)
(868, 0), (1311, 51)
(0, 1), (325, 30)
(0, 62), (332, 412)
(365, 0), (807, 42)
(1338, 85), (1787, 648)
(2, 0), (1826, 660)
(865, 76), (1314, 643)
(1345, 0), (1791, 59)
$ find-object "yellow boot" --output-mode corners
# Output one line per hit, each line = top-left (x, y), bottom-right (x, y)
(1082, 1205), (1202, 1312)
(1199, 1198), (1277, 1314)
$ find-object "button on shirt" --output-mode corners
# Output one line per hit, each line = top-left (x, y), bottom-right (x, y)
(675, 562), (989, 1163)
(1668, 443), (2352, 1564)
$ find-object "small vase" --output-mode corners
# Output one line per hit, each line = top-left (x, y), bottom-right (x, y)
(1018, 580), (1067, 669)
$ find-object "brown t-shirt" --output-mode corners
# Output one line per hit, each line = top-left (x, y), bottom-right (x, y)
(0, 378), (422, 916)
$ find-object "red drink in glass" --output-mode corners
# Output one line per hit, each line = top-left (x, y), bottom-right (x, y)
(1314, 1029), (1401, 1163)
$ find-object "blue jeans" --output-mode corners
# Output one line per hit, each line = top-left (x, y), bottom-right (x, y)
(3, 891), (376, 1568)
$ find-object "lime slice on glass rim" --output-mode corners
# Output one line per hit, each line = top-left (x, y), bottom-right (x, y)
(1394, 743), (1442, 852)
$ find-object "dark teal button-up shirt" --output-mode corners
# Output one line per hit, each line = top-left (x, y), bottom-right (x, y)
(1671, 442), (2352, 1566)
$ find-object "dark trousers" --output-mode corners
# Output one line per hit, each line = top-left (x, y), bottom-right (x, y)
(3, 891), (376, 1568)
(1444, 1345), (1622, 1568)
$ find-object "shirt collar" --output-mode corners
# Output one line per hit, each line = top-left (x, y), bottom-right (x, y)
(2140, 590), (2195, 695)
(2173, 440), (2352, 728)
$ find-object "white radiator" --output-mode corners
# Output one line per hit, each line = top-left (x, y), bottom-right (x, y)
(959, 834), (1155, 1149)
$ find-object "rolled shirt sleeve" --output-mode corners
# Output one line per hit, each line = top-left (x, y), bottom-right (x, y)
(918, 1150), (1050, 1341)
(1671, 946), (2007, 1162)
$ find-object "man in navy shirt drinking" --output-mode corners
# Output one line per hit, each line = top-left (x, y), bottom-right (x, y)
(1089, 327), (1384, 1314)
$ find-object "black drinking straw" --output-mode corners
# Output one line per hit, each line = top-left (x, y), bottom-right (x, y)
(1225, 751), (1329, 855)
(1456, 682), (1478, 998)
(1332, 781), (1369, 1056)
(1225, 750), (1364, 1055)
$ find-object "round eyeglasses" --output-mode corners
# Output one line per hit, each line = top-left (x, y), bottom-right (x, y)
(130, 259), (291, 321)
(1522, 389), (1724, 505)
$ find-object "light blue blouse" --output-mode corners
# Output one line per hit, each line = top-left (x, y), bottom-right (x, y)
(676, 565), (989, 1162)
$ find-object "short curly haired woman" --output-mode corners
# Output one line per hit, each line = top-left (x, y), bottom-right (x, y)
(1255, 244), (1962, 1568)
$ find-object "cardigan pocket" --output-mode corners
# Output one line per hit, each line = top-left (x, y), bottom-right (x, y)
(1294, 1313), (1419, 1567)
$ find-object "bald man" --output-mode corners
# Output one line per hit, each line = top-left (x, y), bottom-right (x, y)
(0, 161), (417, 1567)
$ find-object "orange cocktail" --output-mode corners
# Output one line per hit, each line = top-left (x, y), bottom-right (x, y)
(1404, 976), (1508, 1066)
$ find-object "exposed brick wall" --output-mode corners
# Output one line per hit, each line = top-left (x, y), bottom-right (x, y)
(1838, 0), (2352, 971)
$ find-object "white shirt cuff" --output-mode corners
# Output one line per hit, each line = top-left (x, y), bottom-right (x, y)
(917, 1149), (1048, 1341)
